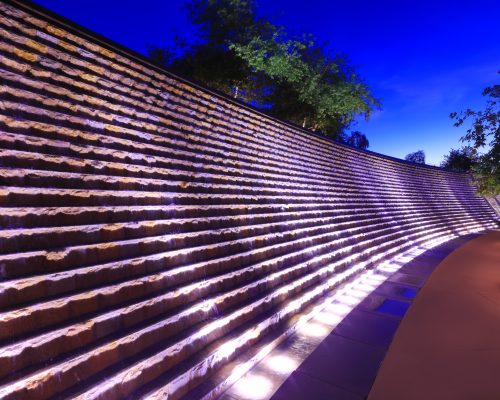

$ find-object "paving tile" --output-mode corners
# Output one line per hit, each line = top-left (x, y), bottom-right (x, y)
(397, 266), (433, 278)
(227, 357), (300, 400)
(374, 281), (419, 300)
(431, 238), (472, 251)
(419, 248), (452, 258)
(373, 298), (410, 318)
(357, 294), (410, 318)
(397, 259), (440, 276)
(227, 371), (282, 400)
(387, 271), (426, 287)
(333, 309), (401, 348)
(356, 294), (387, 311)
(296, 334), (386, 396)
(277, 333), (326, 360)
(411, 254), (447, 265)
(398, 247), (458, 276)
(272, 370), (363, 400)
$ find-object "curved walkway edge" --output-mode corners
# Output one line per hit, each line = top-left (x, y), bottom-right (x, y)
(251, 233), (491, 400)
(368, 230), (500, 400)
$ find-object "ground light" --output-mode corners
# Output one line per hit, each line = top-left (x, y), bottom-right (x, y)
(216, 232), (473, 400)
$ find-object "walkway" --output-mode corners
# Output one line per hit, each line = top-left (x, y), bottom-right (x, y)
(220, 232), (499, 400)
(369, 230), (500, 400)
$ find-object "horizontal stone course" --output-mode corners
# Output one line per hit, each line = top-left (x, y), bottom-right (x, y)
(0, 206), (481, 255)
(0, 51), (478, 189)
(0, 2), (497, 399)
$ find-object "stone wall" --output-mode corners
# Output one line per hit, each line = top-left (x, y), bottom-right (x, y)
(0, 1), (497, 399)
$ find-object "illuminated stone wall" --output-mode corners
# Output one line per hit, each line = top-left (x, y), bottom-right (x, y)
(0, 1), (497, 399)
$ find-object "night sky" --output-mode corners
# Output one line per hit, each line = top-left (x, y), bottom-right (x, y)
(32, 0), (500, 165)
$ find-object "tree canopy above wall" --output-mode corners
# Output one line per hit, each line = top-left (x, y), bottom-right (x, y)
(149, 0), (380, 146)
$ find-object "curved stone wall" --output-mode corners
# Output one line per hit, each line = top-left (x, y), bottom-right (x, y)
(0, 1), (497, 399)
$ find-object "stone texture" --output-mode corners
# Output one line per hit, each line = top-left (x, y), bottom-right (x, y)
(0, 2), (497, 399)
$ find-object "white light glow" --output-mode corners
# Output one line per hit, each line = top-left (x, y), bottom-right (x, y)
(232, 374), (273, 399)
(378, 263), (401, 273)
(218, 340), (237, 359)
(363, 277), (383, 287)
(314, 310), (343, 325)
(345, 288), (369, 298)
(200, 299), (215, 313)
(357, 281), (377, 290)
(336, 294), (359, 306)
(298, 322), (329, 337)
(369, 274), (386, 281)
(325, 302), (352, 315)
(265, 354), (299, 374)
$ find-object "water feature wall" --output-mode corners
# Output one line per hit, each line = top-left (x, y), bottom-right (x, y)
(0, 1), (497, 399)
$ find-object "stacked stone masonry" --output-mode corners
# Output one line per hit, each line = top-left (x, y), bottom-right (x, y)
(0, 1), (497, 399)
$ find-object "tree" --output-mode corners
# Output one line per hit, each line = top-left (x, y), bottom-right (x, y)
(149, 0), (380, 140)
(405, 150), (426, 164)
(440, 146), (478, 171)
(230, 32), (380, 137)
(344, 131), (369, 149)
(473, 151), (500, 196)
(450, 71), (499, 195)
(150, 0), (272, 103)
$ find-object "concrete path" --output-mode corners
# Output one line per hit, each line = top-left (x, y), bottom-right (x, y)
(264, 234), (486, 400)
(369, 230), (500, 400)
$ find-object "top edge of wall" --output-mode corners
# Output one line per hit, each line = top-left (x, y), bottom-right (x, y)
(4, 0), (467, 174)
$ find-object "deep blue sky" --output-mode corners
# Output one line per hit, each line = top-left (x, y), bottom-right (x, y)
(32, 0), (499, 165)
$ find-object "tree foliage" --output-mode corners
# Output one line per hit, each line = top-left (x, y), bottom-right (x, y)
(150, 0), (266, 101)
(149, 0), (380, 144)
(405, 150), (426, 164)
(450, 71), (499, 195)
(440, 146), (478, 171)
(344, 131), (369, 150)
(229, 32), (380, 134)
